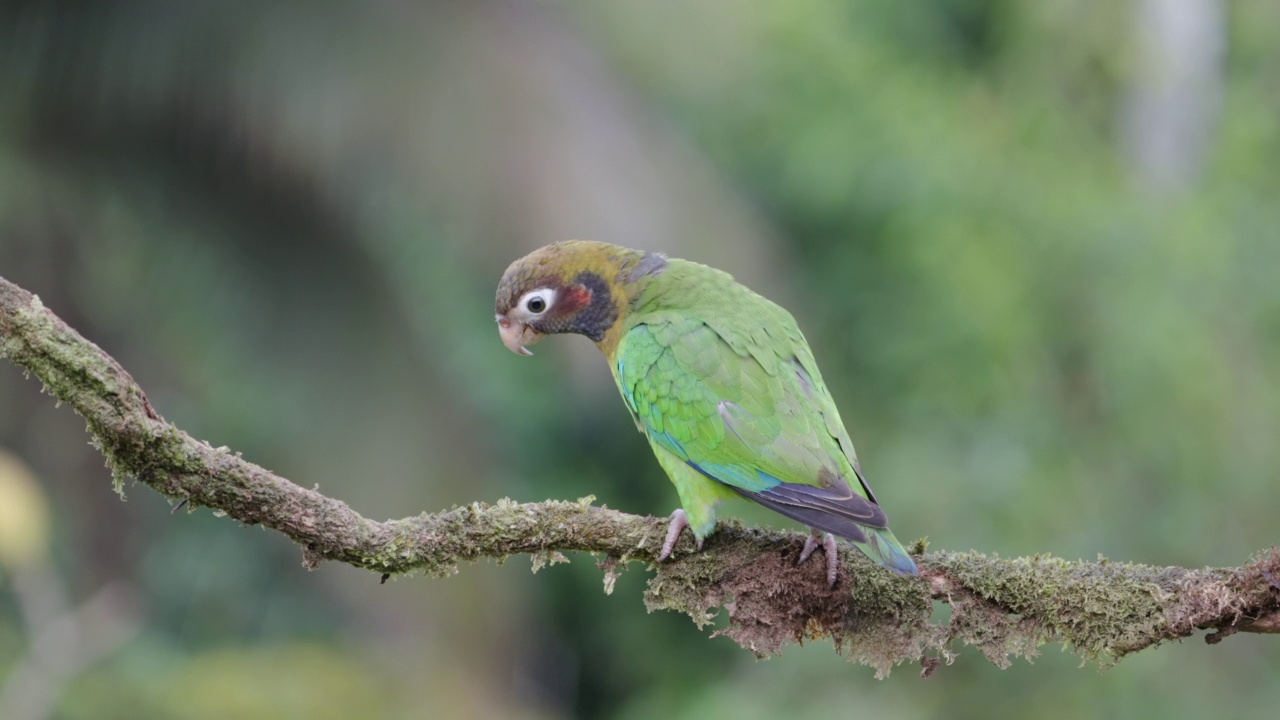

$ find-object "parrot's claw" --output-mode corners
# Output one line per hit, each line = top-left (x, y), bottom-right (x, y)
(798, 530), (840, 588)
(657, 509), (700, 561)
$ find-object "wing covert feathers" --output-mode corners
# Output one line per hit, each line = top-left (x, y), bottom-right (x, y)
(613, 264), (916, 573)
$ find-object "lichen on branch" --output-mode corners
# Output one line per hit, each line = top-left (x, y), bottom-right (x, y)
(2, 274), (1277, 677)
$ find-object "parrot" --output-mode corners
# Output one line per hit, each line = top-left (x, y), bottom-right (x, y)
(494, 240), (917, 584)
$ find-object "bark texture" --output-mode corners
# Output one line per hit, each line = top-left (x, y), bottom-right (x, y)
(2, 274), (1277, 676)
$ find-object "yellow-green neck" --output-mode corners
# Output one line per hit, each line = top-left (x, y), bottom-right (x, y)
(532, 240), (661, 360)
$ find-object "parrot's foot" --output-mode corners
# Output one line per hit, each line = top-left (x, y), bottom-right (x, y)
(798, 530), (839, 588)
(657, 509), (703, 562)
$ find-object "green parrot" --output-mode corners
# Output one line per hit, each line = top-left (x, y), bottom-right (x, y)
(495, 241), (917, 583)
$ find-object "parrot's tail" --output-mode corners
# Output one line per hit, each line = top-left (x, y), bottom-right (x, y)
(852, 527), (919, 576)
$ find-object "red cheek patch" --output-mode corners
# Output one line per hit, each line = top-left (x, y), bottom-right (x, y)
(557, 285), (592, 315)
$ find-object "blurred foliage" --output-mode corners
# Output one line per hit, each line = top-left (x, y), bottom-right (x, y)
(0, 450), (49, 570)
(1, 1), (1279, 718)
(59, 644), (395, 720)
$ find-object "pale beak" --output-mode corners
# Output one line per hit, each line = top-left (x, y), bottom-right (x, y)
(496, 315), (542, 356)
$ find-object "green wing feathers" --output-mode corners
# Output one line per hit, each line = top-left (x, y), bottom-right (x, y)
(614, 262), (917, 575)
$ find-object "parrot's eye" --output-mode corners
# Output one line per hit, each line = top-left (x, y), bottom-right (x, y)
(518, 288), (555, 317)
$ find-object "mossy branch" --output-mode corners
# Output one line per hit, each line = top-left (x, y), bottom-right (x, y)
(2, 274), (1277, 677)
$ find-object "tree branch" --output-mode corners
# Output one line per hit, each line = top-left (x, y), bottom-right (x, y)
(2, 273), (1277, 676)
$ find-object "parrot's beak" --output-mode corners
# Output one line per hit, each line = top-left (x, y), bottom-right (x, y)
(497, 315), (542, 356)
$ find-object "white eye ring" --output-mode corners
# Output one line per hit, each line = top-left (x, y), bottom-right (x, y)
(518, 288), (556, 316)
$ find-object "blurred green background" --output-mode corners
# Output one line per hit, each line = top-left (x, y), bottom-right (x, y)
(1, 1), (1278, 718)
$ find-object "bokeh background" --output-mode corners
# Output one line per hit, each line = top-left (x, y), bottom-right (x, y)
(2, 1), (1278, 718)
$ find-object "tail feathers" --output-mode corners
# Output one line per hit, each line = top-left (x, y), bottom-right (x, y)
(718, 481), (919, 575)
(851, 527), (918, 576)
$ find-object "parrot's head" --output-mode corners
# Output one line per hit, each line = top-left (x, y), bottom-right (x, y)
(494, 240), (666, 356)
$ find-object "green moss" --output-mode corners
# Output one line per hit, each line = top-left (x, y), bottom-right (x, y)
(639, 521), (934, 677)
(933, 551), (1176, 663)
(7, 281), (1274, 675)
